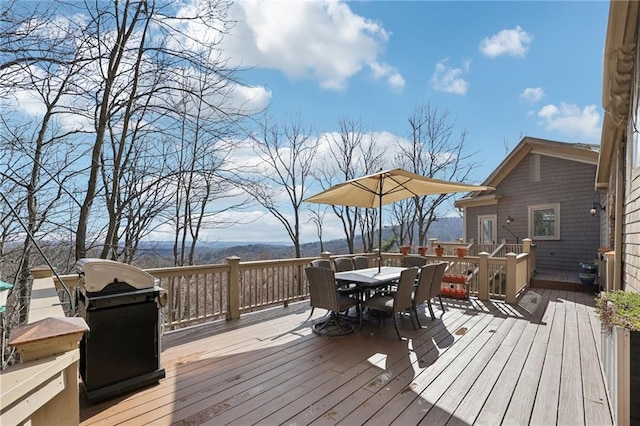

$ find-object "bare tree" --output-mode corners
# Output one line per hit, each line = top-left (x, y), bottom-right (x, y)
(317, 118), (382, 253)
(356, 133), (383, 252)
(0, 4), (90, 319)
(165, 71), (250, 267)
(245, 116), (318, 258)
(390, 198), (414, 248)
(394, 102), (478, 246)
(307, 206), (327, 253)
(73, 0), (240, 260)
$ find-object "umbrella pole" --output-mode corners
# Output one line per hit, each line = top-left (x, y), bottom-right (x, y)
(378, 175), (383, 272)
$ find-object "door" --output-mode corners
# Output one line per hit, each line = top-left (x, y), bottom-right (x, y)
(478, 215), (497, 244)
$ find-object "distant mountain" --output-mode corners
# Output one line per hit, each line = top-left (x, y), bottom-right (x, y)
(180, 216), (463, 263)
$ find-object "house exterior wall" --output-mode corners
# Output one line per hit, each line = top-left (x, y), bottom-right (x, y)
(466, 152), (599, 272)
(623, 62), (640, 294)
(624, 166), (640, 293)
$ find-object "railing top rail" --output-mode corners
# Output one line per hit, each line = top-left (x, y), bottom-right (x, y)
(146, 263), (230, 276)
(238, 257), (318, 269)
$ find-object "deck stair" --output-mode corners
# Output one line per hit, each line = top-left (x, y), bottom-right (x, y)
(531, 269), (599, 293)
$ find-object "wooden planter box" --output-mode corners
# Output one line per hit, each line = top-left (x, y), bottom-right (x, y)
(602, 326), (640, 424)
(441, 274), (469, 299)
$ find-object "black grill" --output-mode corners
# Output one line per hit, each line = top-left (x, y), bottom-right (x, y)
(76, 259), (166, 403)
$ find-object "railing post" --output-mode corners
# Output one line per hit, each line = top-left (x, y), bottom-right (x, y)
(478, 252), (490, 301)
(505, 253), (517, 304)
(605, 251), (616, 291)
(429, 238), (438, 250)
(522, 238), (534, 277)
(5, 317), (88, 426)
(1, 266), (88, 425)
(226, 256), (241, 320)
(321, 251), (332, 260)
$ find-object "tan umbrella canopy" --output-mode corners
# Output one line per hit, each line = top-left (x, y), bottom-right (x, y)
(305, 168), (494, 270)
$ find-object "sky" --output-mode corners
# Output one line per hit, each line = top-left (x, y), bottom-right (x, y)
(4, 0), (612, 247)
(193, 0), (610, 244)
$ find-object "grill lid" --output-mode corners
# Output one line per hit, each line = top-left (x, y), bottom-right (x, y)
(76, 258), (156, 293)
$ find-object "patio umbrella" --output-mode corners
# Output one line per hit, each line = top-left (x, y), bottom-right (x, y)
(304, 168), (494, 271)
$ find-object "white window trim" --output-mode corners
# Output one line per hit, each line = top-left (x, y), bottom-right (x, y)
(528, 203), (561, 241)
(478, 214), (497, 244)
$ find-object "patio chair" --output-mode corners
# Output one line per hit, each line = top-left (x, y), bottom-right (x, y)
(426, 262), (447, 320)
(360, 267), (418, 340)
(401, 255), (427, 268)
(305, 267), (360, 336)
(333, 257), (361, 299)
(311, 259), (332, 269)
(352, 256), (370, 270)
(334, 257), (354, 272)
(412, 263), (437, 327)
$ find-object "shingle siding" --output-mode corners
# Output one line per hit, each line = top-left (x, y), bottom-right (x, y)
(623, 161), (640, 293)
(466, 152), (599, 272)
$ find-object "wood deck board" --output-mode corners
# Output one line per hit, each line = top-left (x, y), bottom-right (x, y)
(366, 313), (497, 425)
(528, 289), (564, 425)
(416, 316), (519, 425)
(79, 289), (613, 426)
(558, 291), (587, 425)
(445, 317), (530, 426)
(576, 293), (613, 425)
(335, 310), (472, 426)
(95, 332), (323, 424)
(292, 311), (476, 426)
(393, 315), (518, 424)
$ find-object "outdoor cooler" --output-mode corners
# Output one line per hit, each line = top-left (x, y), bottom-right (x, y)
(75, 258), (166, 403)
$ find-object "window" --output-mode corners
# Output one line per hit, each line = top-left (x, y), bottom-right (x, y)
(478, 215), (496, 244)
(529, 203), (560, 240)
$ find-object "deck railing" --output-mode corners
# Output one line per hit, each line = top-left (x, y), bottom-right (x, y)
(5, 240), (535, 425)
(51, 239), (535, 331)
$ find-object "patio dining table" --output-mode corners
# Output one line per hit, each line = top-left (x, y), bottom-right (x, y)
(334, 266), (406, 290)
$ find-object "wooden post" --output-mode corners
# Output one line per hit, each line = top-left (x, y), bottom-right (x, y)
(429, 238), (438, 250)
(478, 252), (489, 301)
(505, 253), (517, 304)
(5, 317), (88, 426)
(226, 256), (241, 320)
(606, 251), (616, 291)
(522, 238), (534, 278)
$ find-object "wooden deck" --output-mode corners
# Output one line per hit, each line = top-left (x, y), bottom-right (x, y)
(80, 288), (612, 425)
(532, 269), (599, 294)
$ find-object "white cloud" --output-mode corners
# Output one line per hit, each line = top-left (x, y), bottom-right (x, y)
(370, 62), (405, 91)
(430, 59), (469, 95)
(537, 103), (601, 140)
(479, 26), (533, 58)
(520, 87), (545, 104)
(222, 0), (401, 91)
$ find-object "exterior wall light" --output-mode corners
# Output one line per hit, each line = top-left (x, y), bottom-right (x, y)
(506, 216), (515, 224)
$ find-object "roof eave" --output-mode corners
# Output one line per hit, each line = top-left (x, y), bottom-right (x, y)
(598, 0), (640, 187)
